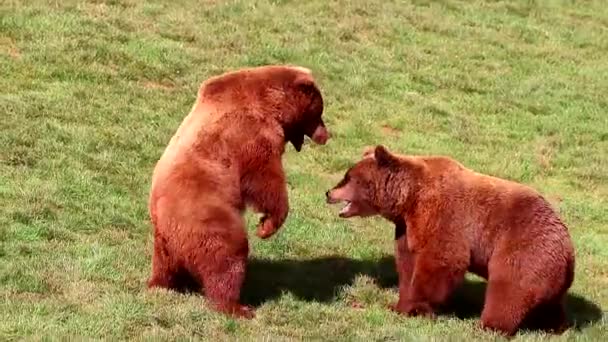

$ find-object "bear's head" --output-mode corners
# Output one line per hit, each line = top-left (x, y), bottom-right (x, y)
(271, 65), (329, 152)
(326, 145), (422, 219)
(201, 65), (330, 152)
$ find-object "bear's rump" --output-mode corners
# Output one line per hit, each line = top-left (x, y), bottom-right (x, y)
(154, 194), (248, 257)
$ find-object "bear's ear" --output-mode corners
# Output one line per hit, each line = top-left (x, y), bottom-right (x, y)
(374, 145), (400, 169)
(362, 146), (375, 159)
(293, 70), (317, 94)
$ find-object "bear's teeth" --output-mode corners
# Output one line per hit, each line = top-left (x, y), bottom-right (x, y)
(339, 201), (352, 215)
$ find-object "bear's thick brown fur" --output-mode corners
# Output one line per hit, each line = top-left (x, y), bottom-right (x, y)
(148, 65), (330, 318)
(326, 145), (575, 336)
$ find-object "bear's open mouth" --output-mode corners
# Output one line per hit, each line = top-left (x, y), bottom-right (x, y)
(339, 201), (353, 216)
(326, 191), (358, 218)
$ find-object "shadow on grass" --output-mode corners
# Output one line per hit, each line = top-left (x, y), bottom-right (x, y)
(445, 278), (603, 331)
(242, 255), (396, 305)
(242, 255), (602, 331)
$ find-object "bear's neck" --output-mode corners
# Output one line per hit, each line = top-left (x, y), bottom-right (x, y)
(376, 169), (422, 222)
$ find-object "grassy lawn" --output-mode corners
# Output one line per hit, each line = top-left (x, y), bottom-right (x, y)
(1, 0), (607, 340)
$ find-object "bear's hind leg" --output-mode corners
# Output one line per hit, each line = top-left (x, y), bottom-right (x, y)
(480, 278), (540, 336)
(186, 213), (253, 319)
(524, 299), (569, 334)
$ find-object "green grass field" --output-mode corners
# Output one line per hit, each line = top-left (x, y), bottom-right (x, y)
(1, 0), (607, 340)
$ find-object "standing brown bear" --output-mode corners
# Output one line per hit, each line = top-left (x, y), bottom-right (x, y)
(148, 65), (330, 318)
(326, 145), (575, 336)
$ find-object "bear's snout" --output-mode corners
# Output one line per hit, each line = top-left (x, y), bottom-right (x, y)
(311, 124), (329, 145)
(325, 190), (340, 204)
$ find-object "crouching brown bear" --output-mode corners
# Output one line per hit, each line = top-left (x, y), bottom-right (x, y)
(326, 145), (575, 336)
(148, 65), (330, 318)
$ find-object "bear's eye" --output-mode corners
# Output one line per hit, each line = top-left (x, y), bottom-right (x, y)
(336, 174), (350, 188)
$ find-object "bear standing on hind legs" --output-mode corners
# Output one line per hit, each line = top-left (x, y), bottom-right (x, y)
(326, 145), (575, 336)
(148, 65), (330, 318)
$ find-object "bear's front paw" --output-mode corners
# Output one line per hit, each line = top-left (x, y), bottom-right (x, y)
(389, 300), (436, 319)
(388, 302), (400, 312)
(232, 305), (256, 319)
(214, 303), (256, 319)
(256, 218), (277, 239)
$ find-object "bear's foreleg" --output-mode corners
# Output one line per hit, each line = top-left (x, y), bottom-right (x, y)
(243, 158), (289, 239)
(389, 222), (417, 312)
(392, 249), (467, 318)
(148, 232), (179, 290)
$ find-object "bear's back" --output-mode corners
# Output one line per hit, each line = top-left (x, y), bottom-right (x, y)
(411, 155), (569, 249)
(432, 158), (572, 274)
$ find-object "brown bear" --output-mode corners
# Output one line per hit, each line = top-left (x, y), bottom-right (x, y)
(148, 65), (330, 318)
(326, 145), (575, 336)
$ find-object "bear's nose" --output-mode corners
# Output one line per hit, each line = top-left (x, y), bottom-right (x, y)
(325, 190), (333, 203)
